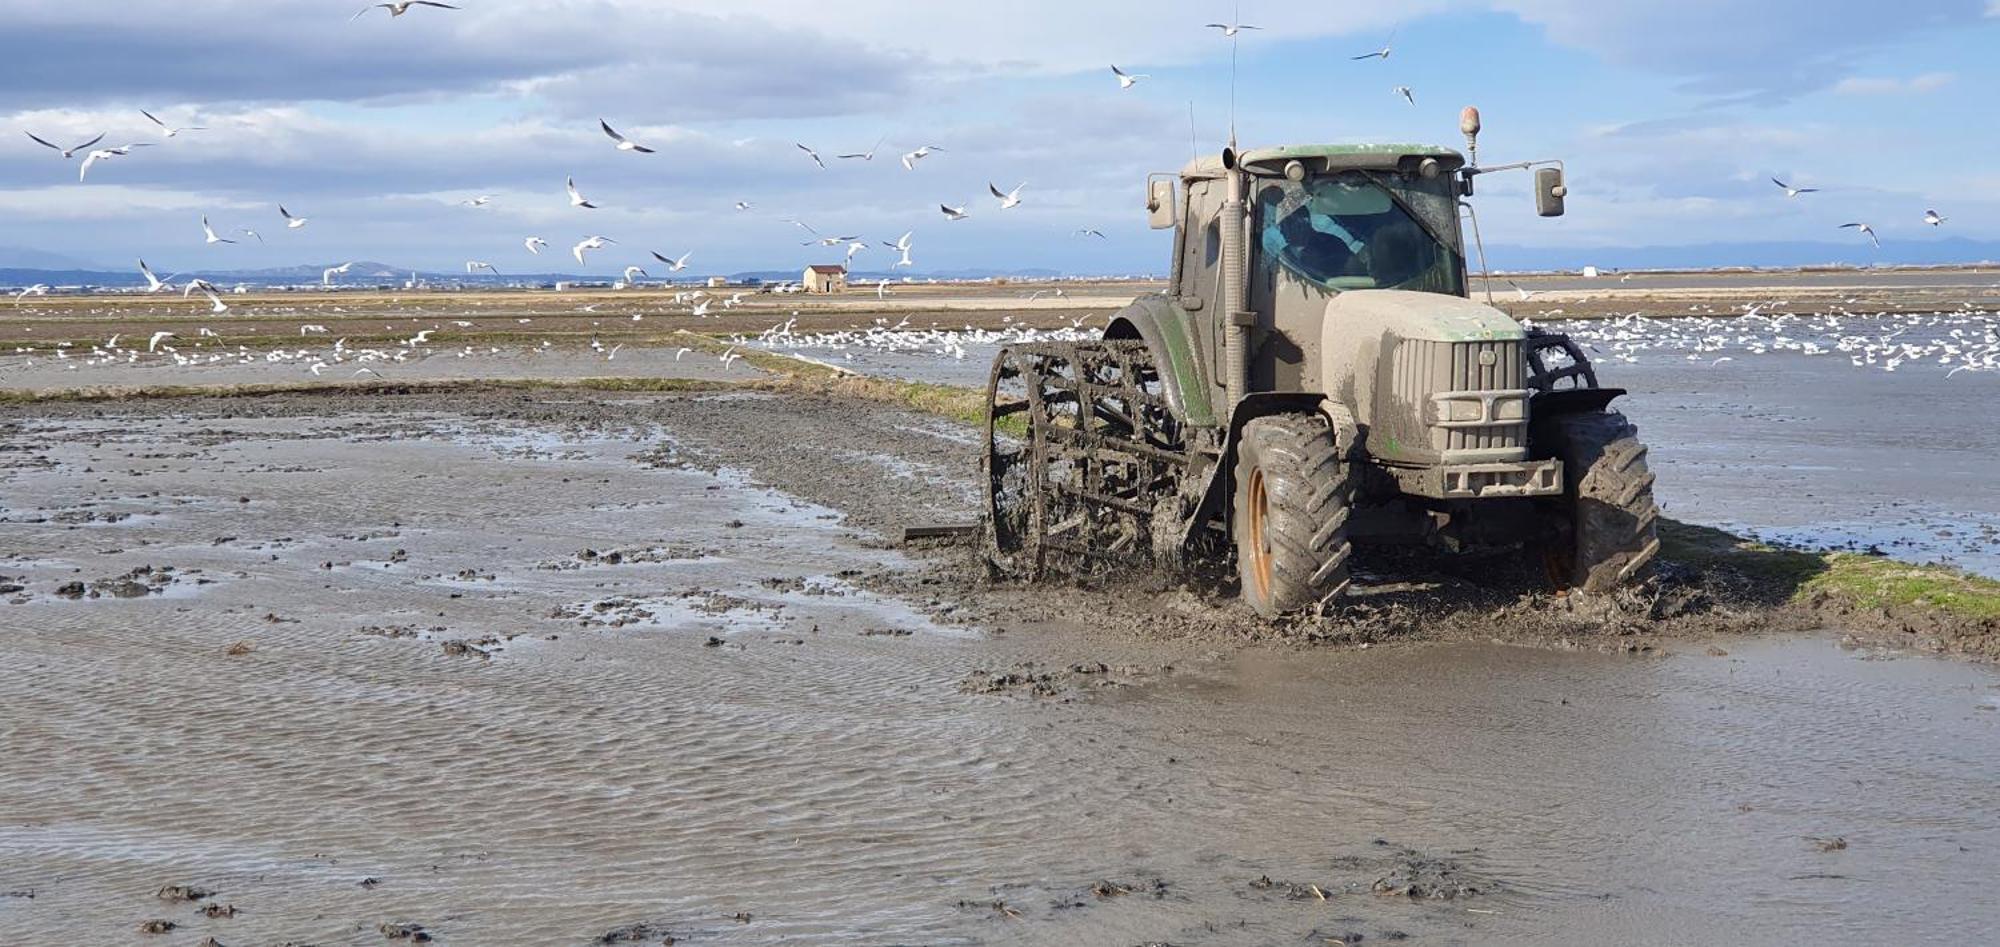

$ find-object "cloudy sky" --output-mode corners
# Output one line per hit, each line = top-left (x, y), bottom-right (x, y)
(3, 0), (1997, 276)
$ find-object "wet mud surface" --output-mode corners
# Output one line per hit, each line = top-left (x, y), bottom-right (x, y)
(4, 391), (1999, 945)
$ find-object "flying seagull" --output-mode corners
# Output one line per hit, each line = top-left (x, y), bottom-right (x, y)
(524, 236), (548, 254)
(837, 138), (885, 161)
(462, 194), (494, 207)
(989, 182), (1026, 210)
(885, 231), (915, 268)
(279, 205), (308, 229)
(797, 143), (827, 169)
(650, 250), (692, 272)
(1840, 222), (1880, 248)
(201, 216), (236, 245)
(1112, 65), (1149, 89)
(322, 262), (354, 286)
(1393, 85), (1416, 106)
(1924, 209), (1948, 227)
(566, 176), (597, 208)
(238, 227), (264, 244)
(1352, 28), (1397, 60)
(141, 110), (204, 138)
(1206, 22), (1261, 37)
(940, 204), (969, 221)
(78, 143), (151, 182)
(572, 235), (615, 265)
(138, 259), (176, 293)
(734, 201), (753, 211)
(1075, 228), (1107, 239)
(466, 261), (498, 274)
(26, 131), (105, 159)
(901, 145), (944, 171)
(1772, 177), (1818, 198)
(351, 1), (460, 21)
(600, 119), (655, 153)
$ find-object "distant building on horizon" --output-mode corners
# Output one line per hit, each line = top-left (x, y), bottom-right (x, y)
(803, 264), (847, 294)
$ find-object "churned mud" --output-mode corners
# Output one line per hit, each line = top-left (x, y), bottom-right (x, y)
(3, 389), (1999, 945)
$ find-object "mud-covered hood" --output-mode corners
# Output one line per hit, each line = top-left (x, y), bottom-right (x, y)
(1325, 290), (1523, 344)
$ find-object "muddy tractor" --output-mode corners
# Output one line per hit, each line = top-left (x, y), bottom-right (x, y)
(983, 109), (1661, 617)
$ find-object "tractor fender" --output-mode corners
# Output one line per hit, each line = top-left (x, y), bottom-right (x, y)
(1105, 295), (1218, 428)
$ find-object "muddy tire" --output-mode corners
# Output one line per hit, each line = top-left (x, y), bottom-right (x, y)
(1233, 414), (1355, 618)
(1540, 412), (1662, 593)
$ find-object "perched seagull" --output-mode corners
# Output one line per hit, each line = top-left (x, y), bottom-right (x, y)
(989, 182), (1026, 210)
(1924, 209), (1948, 227)
(322, 262), (354, 286)
(466, 261), (498, 274)
(141, 110), (204, 138)
(572, 235), (615, 265)
(279, 205), (308, 229)
(201, 216), (237, 245)
(1393, 85), (1416, 106)
(797, 143), (827, 169)
(351, 1), (460, 21)
(885, 231), (915, 268)
(138, 259), (175, 293)
(25, 131), (104, 159)
(901, 145), (944, 171)
(462, 194), (495, 207)
(651, 250), (692, 272)
(1111, 65), (1149, 89)
(837, 138), (885, 161)
(600, 119), (655, 153)
(566, 176), (598, 209)
(524, 236), (548, 255)
(1772, 177), (1818, 198)
(1206, 22), (1262, 37)
(1840, 222), (1880, 248)
(940, 204), (970, 221)
(78, 143), (151, 182)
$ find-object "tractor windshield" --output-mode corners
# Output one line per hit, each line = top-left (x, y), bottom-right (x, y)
(1256, 171), (1464, 295)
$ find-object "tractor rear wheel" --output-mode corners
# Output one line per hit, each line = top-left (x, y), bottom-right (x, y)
(1233, 414), (1355, 618)
(1539, 412), (1662, 593)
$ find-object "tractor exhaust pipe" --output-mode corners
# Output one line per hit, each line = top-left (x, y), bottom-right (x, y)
(1220, 148), (1249, 409)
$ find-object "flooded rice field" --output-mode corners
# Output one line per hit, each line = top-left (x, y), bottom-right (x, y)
(3, 391), (1999, 945)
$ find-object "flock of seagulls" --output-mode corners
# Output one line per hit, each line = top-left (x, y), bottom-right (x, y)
(1528, 304), (1999, 378)
(1771, 176), (1950, 249)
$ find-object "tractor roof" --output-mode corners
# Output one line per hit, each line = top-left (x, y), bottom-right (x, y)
(1181, 143), (1465, 179)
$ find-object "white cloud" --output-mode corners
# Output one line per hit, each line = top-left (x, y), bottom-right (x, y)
(1832, 73), (1956, 95)
(0, 185), (258, 221)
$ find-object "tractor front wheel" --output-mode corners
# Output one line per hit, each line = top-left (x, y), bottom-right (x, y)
(1233, 414), (1355, 618)
(1538, 411), (1662, 593)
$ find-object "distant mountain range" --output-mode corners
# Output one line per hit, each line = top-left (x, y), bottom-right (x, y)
(1482, 237), (2000, 273)
(0, 259), (1076, 289)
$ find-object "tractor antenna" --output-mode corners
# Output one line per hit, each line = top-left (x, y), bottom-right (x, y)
(1188, 101), (1201, 164)
(1228, 0), (1241, 144)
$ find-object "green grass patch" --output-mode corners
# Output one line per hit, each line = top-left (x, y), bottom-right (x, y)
(1802, 555), (2000, 622)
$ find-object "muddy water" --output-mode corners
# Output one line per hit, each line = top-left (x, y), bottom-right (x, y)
(2, 397), (1998, 945)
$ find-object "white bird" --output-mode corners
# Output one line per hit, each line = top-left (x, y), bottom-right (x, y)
(1840, 222), (1881, 248)
(280, 205), (308, 229)
(651, 250), (692, 272)
(1393, 85), (1416, 106)
(989, 182), (1026, 210)
(237, 228), (264, 244)
(524, 236), (548, 255)
(1076, 228), (1107, 239)
(885, 231), (915, 268)
(462, 195), (494, 207)
(567, 176), (598, 209)
(1772, 177), (1818, 198)
(322, 262), (354, 286)
(351, 1), (460, 21)
(1111, 65), (1149, 89)
(148, 331), (175, 352)
(600, 119), (655, 154)
(201, 216), (236, 245)
(734, 201), (753, 211)
(1351, 28), (1396, 60)
(466, 261), (497, 274)
(25, 131), (104, 159)
(675, 347), (691, 360)
(1505, 279), (1539, 302)
(837, 138), (885, 161)
(844, 241), (869, 265)
(876, 278), (892, 299)
(901, 145), (944, 171)
(407, 329), (434, 346)
(78, 143), (150, 182)
(141, 110), (205, 138)
(940, 204), (970, 221)
(621, 266), (648, 285)
(1924, 209), (1948, 227)
(137, 259), (175, 293)
(572, 236), (615, 265)
(198, 286), (228, 313)
(797, 143), (827, 170)
(1207, 22), (1262, 37)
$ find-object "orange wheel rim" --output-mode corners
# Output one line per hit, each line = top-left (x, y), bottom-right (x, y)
(1247, 469), (1273, 600)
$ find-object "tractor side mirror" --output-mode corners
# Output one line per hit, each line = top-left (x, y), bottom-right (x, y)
(1147, 178), (1177, 230)
(1536, 167), (1567, 217)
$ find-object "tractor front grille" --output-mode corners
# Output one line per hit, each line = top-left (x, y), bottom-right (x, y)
(1391, 339), (1527, 456)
